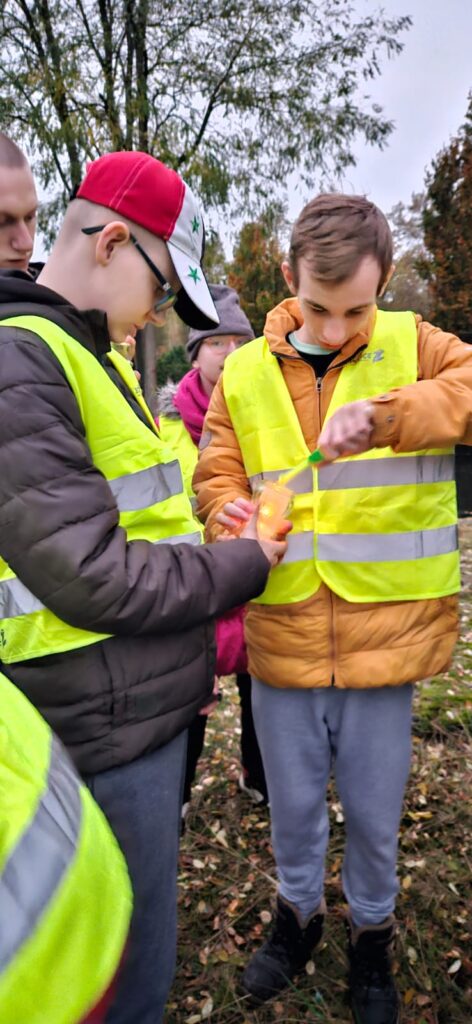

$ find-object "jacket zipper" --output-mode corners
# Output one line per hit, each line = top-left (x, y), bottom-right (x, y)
(315, 368), (352, 688)
(314, 372), (336, 685)
(284, 344), (369, 688)
(316, 372), (323, 425)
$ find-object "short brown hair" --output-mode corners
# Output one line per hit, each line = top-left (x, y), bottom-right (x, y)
(289, 193), (393, 294)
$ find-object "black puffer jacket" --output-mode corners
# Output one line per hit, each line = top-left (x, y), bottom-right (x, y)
(0, 273), (269, 774)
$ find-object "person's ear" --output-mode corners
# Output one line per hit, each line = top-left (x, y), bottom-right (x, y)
(281, 260), (297, 295)
(93, 222), (131, 267)
(378, 263), (395, 298)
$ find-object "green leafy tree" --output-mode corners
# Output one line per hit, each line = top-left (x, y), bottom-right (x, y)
(380, 193), (433, 319)
(202, 230), (227, 285)
(0, 0), (411, 240)
(227, 204), (289, 335)
(387, 193), (425, 255)
(155, 345), (189, 387)
(380, 251), (433, 320)
(419, 95), (472, 334)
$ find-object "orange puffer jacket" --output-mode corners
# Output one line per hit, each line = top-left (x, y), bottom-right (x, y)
(194, 299), (472, 690)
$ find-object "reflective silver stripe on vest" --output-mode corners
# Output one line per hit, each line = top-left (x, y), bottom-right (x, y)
(317, 524), (458, 563)
(317, 454), (455, 491)
(0, 576), (44, 618)
(250, 454), (454, 496)
(0, 734), (82, 972)
(283, 531), (314, 563)
(249, 469), (312, 495)
(281, 524), (458, 565)
(109, 460), (183, 512)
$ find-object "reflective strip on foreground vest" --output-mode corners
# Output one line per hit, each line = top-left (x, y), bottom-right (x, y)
(223, 310), (460, 605)
(108, 460), (183, 511)
(0, 672), (131, 1023)
(0, 315), (202, 663)
(0, 734), (81, 975)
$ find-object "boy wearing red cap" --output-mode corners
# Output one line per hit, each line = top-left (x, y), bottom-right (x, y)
(0, 152), (288, 1024)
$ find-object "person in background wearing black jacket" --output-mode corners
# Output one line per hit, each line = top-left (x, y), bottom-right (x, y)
(0, 151), (289, 1024)
(0, 133), (38, 272)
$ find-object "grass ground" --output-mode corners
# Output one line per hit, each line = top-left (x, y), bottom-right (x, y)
(169, 523), (472, 1024)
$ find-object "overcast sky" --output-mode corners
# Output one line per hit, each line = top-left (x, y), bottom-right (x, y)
(312, 0), (470, 215)
(217, 0), (471, 251)
(33, 0), (471, 259)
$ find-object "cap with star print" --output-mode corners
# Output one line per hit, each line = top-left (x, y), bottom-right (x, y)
(76, 151), (219, 329)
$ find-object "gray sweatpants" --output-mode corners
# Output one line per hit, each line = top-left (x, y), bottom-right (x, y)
(251, 679), (413, 927)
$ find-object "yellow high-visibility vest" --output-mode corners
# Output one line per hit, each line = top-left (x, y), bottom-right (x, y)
(158, 414), (198, 499)
(0, 316), (202, 663)
(0, 670), (131, 1023)
(223, 309), (460, 605)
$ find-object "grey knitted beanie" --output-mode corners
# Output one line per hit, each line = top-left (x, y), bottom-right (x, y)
(186, 284), (254, 359)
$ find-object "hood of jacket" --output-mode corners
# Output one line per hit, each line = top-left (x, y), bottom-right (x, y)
(164, 367), (210, 445)
(155, 379), (180, 419)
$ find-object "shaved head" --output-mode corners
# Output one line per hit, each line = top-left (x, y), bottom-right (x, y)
(54, 198), (175, 277)
(39, 197), (180, 342)
(58, 197), (159, 243)
(0, 133), (29, 170)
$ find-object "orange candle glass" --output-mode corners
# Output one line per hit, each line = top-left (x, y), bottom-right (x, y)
(253, 481), (293, 540)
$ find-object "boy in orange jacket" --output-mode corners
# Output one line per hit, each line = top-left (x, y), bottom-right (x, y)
(193, 194), (472, 1024)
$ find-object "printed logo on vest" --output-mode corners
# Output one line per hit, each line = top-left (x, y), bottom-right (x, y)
(360, 349), (385, 363)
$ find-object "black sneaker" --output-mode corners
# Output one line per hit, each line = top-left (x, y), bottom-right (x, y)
(241, 895), (325, 1004)
(347, 916), (400, 1024)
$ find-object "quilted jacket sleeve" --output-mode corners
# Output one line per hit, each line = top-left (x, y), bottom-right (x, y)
(0, 328), (269, 635)
(193, 376), (252, 540)
(371, 319), (472, 450)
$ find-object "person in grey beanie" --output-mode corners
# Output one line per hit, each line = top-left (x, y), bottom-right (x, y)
(156, 283), (269, 825)
(186, 283), (254, 361)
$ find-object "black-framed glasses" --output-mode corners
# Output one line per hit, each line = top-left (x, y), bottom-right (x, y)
(81, 224), (178, 312)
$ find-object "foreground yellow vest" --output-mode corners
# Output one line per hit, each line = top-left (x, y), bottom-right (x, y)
(0, 671), (131, 1023)
(0, 316), (202, 663)
(224, 310), (460, 604)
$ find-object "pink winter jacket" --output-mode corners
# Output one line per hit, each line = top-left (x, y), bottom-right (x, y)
(156, 371), (248, 676)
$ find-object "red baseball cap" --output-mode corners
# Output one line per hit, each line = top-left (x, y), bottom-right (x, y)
(76, 151), (219, 330)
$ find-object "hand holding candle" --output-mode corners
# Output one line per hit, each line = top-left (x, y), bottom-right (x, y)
(215, 495), (291, 564)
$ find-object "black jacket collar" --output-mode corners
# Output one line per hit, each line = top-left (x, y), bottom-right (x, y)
(0, 269), (111, 360)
